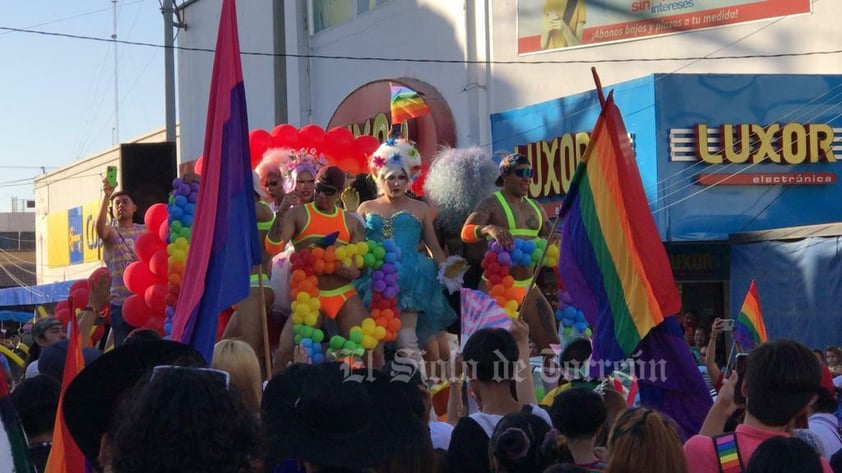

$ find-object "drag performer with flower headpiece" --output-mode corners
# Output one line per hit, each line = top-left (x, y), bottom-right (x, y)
(354, 138), (458, 376)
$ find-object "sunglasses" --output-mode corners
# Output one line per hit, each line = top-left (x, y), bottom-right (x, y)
(509, 167), (534, 179)
(315, 183), (339, 197)
(266, 180), (280, 187)
(150, 365), (230, 390)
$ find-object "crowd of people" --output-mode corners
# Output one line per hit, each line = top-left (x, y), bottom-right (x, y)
(3, 138), (842, 473)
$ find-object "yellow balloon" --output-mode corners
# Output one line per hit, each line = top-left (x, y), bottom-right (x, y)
(362, 335), (377, 350)
(305, 314), (318, 327)
(356, 241), (369, 255)
(292, 314), (304, 324)
(308, 298), (320, 310)
(374, 326), (386, 340)
(296, 292), (310, 302)
(354, 254), (364, 268)
(335, 247), (347, 260)
(341, 258), (352, 268)
(361, 318), (376, 332)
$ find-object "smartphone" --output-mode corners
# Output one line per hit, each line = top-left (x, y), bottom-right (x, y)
(721, 319), (735, 332)
(106, 166), (118, 188)
(733, 353), (748, 405)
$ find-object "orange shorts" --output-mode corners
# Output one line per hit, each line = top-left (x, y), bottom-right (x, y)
(320, 284), (356, 319)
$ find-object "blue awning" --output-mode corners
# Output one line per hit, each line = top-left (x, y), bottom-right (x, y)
(0, 280), (80, 307)
(0, 310), (35, 322)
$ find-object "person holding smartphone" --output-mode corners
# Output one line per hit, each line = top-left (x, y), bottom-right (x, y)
(96, 167), (145, 348)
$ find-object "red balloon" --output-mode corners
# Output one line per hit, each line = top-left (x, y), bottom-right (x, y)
(149, 249), (169, 281)
(249, 129), (273, 169)
(55, 308), (71, 325)
(326, 127), (355, 158)
(411, 163), (429, 197)
(142, 313), (165, 335)
(144, 283), (168, 313)
(70, 288), (90, 312)
(123, 261), (156, 294)
(69, 279), (88, 294)
(55, 300), (70, 314)
(135, 232), (165, 263)
(158, 220), (169, 244)
(194, 155), (204, 176)
(354, 134), (380, 157)
(271, 124), (301, 149)
(144, 203), (168, 232)
(88, 267), (110, 287)
(122, 294), (151, 327)
(298, 124), (326, 150)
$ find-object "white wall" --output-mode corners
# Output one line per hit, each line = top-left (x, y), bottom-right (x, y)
(177, 0), (276, 164)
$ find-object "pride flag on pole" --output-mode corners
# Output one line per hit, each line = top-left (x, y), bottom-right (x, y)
(170, 0), (261, 363)
(389, 83), (430, 125)
(44, 317), (86, 473)
(734, 280), (767, 350)
(558, 79), (711, 436)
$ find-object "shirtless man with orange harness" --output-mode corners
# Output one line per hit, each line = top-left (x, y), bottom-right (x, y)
(461, 153), (561, 374)
(265, 166), (368, 370)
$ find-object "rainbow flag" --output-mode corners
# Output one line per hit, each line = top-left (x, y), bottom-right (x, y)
(44, 317), (86, 473)
(734, 280), (767, 350)
(389, 84), (430, 125)
(169, 0), (261, 363)
(558, 90), (710, 436)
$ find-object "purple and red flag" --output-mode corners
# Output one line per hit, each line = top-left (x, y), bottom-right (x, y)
(557, 85), (711, 437)
(170, 0), (261, 362)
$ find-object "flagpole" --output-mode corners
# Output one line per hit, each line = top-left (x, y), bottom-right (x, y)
(257, 267), (272, 380)
(515, 210), (562, 320)
(591, 67), (606, 108)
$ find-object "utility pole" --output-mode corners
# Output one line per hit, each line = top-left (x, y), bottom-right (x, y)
(112, 0), (120, 145)
(162, 0), (178, 144)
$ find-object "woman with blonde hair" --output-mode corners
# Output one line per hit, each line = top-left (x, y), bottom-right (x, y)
(212, 339), (263, 414)
(605, 408), (687, 473)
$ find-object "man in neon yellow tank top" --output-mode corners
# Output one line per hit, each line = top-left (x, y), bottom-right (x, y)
(267, 166), (369, 370)
(461, 153), (561, 378)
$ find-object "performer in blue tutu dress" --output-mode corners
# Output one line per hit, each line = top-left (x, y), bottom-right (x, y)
(355, 138), (457, 372)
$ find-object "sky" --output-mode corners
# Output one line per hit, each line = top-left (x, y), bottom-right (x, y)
(0, 1), (168, 212)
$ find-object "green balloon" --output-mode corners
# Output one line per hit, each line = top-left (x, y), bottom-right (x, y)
(293, 324), (302, 335)
(563, 327), (573, 337)
(312, 329), (325, 343)
(330, 336), (345, 350)
(373, 247), (386, 259)
(294, 334), (302, 345)
(363, 253), (376, 268)
(343, 340), (357, 351)
(301, 326), (313, 338)
(350, 330), (363, 343)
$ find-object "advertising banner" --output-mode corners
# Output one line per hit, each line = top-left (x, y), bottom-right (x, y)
(517, 0), (811, 54)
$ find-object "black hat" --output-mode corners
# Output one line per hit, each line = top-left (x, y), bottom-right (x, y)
(31, 317), (62, 339)
(261, 362), (424, 468)
(62, 340), (205, 462)
(316, 165), (346, 191)
(494, 153), (531, 186)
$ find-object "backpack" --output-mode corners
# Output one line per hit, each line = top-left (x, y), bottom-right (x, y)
(711, 432), (745, 473)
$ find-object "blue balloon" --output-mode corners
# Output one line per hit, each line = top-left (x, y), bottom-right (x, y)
(575, 310), (586, 323)
(174, 195), (188, 207)
(312, 353), (324, 364)
(561, 317), (574, 328)
(181, 215), (194, 227)
(301, 338), (312, 347)
(574, 321), (588, 332)
(563, 306), (577, 319)
(184, 203), (196, 215)
(170, 207), (184, 220)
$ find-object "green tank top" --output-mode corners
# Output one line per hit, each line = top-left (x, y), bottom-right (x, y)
(493, 191), (543, 238)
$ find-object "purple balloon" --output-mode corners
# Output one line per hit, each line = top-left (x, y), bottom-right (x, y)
(188, 191), (199, 203)
(381, 263), (393, 273)
(190, 181), (200, 191)
(165, 307), (175, 317)
(497, 252), (512, 266)
(179, 183), (191, 196)
(490, 241), (502, 253)
(372, 270), (384, 281)
(172, 178), (182, 187)
(372, 280), (387, 292)
(383, 287), (397, 299)
(385, 274), (397, 285)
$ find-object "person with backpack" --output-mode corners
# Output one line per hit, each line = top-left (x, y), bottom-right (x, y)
(683, 340), (833, 473)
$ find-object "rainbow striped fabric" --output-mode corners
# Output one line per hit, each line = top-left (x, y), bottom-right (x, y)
(389, 84), (430, 125)
(734, 280), (767, 350)
(558, 92), (681, 358)
(45, 317), (86, 473)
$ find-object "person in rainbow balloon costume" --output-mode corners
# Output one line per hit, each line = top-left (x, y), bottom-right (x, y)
(461, 153), (562, 375)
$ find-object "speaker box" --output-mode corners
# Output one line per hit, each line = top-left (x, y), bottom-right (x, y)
(119, 142), (177, 224)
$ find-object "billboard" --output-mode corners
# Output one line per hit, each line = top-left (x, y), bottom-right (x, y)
(46, 200), (103, 267)
(517, 0), (812, 54)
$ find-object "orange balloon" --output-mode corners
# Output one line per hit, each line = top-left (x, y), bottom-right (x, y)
(388, 318), (402, 332)
(292, 269), (306, 282)
(502, 276), (515, 288)
(490, 285), (505, 297)
(313, 259), (326, 275)
(375, 317), (389, 328)
(381, 309), (394, 320)
(311, 247), (325, 260)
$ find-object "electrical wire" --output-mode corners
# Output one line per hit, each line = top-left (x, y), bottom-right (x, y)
(0, 25), (839, 65)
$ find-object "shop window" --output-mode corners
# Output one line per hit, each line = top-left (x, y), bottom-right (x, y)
(309, 0), (390, 34)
